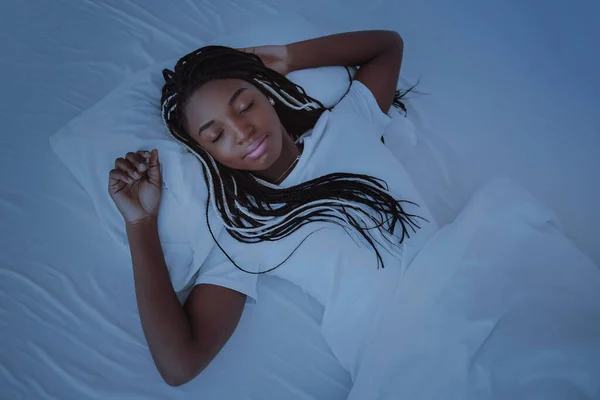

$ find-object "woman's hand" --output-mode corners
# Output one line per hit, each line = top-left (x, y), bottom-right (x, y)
(108, 149), (162, 225)
(238, 45), (292, 76)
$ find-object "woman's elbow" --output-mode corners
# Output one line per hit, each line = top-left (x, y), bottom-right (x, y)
(156, 363), (187, 387)
(158, 359), (205, 387)
(163, 375), (186, 388)
(389, 31), (404, 49)
(164, 375), (191, 388)
(162, 368), (199, 387)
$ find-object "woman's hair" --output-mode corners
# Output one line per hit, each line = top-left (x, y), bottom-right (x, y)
(160, 45), (423, 274)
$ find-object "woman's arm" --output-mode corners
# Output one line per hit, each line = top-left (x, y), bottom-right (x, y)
(126, 218), (245, 386)
(287, 30), (404, 114)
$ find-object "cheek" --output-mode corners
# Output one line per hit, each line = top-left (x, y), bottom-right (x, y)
(204, 146), (243, 170)
(188, 138), (233, 168)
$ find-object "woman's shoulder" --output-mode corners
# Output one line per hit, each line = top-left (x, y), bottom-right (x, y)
(332, 80), (392, 129)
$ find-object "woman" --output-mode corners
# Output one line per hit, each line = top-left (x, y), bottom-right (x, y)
(108, 30), (437, 386)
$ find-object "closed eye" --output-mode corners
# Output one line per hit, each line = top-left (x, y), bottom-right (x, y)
(212, 129), (224, 143)
(211, 100), (253, 143)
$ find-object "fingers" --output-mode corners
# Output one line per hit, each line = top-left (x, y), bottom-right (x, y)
(115, 151), (150, 180)
(126, 151), (148, 173)
(147, 149), (161, 184)
(148, 149), (159, 167)
(114, 157), (139, 180)
(109, 168), (133, 185)
(111, 149), (158, 187)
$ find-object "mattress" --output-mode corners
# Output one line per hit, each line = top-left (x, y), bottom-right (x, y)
(2, 0), (599, 399)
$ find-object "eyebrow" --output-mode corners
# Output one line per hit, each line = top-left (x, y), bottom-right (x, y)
(198, 87), (248, 135)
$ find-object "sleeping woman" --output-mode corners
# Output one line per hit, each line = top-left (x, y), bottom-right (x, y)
(107, 30), (438, 386)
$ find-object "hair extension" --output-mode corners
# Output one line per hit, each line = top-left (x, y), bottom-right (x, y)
(160, 45), (425, 274)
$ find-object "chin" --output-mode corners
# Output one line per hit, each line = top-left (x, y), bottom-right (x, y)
(251, 152), (279, 172)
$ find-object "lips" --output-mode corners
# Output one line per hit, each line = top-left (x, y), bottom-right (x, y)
(244, 135), (268, 159)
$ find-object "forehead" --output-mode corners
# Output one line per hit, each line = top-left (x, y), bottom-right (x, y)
(185, 78), (257, 121)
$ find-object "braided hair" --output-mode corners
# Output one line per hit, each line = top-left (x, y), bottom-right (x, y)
(160, 45), (423, 274)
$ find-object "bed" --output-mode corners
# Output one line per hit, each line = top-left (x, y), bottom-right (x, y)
(2, 1), (600, 399)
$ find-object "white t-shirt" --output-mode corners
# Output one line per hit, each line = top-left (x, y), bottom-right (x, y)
(194, 81), (438, 376)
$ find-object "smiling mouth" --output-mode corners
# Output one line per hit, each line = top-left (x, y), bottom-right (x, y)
(244, 134), (269, 159)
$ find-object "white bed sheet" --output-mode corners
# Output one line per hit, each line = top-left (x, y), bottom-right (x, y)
(2, 0), (600, 399)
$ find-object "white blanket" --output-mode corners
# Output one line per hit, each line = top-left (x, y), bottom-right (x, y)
(349, 178), (600, 399)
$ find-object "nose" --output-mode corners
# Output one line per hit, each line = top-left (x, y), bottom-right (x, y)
(232, 120), (255, 145)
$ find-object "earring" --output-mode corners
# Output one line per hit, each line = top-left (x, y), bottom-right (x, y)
(268, 97), (275, 105)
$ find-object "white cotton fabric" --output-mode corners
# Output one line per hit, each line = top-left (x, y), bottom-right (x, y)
(191, 227), (259, 302)
(347, 177), (600, 400)
(197, 81), (439, 375)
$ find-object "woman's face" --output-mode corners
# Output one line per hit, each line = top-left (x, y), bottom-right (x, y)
(183, 78), (285, 172)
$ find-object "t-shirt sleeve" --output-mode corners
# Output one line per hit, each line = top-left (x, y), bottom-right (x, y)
(332, 80), (392, 131)
(193, 233), (258, 303)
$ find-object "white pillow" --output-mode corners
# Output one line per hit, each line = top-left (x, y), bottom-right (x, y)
(50, 15), (357, 293)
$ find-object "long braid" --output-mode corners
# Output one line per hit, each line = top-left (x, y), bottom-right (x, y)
(161, 45), (424, 274)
